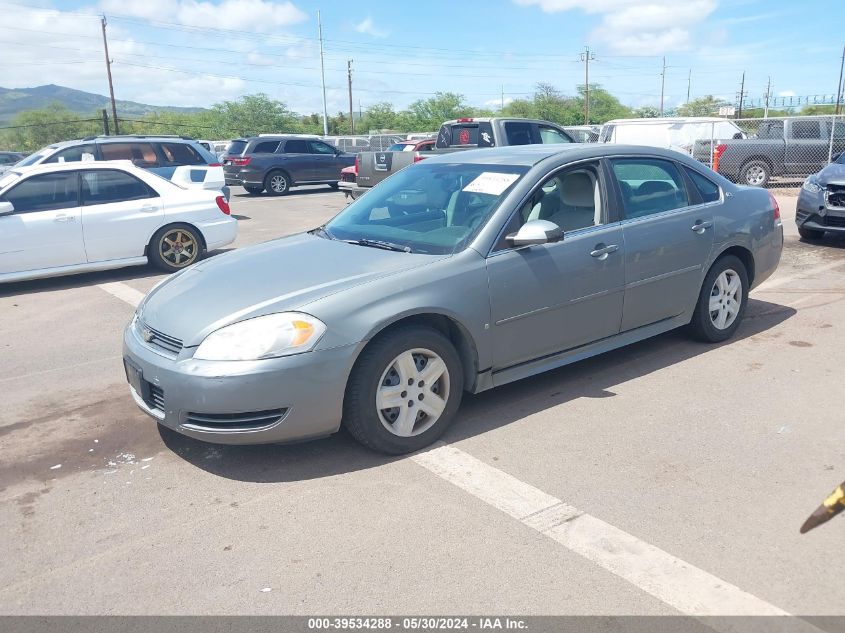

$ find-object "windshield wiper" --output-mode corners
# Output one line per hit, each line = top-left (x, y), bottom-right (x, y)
(344, 238), (412, 253)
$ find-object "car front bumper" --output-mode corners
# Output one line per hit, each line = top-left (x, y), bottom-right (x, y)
(796, 187), (845, 233)
(123, 321), (359, 445)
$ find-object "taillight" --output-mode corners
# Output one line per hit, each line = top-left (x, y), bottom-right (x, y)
(456, 117), (474, 123)
(215, 195), (231, 215)
(354, 155), (359, 174)
(769, 192), (781, 222)
(208, 162), (222, 167)
(712, 143), (727, 171)
(413, 154), (426, 163)
(230, 157), (251, 166)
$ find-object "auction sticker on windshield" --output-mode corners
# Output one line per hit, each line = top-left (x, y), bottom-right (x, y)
(462, 172), (521, 195)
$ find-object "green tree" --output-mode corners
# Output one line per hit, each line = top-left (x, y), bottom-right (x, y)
(801, 104), (837, 115)
(576, 85), (632, 124)
(502, 98), (536, 119)
(632, 106), (661, 118)
(209, 93), (299, 137)
(677, 95), (723, 117)
(532, 83), (581, 125)
(1, 103), (102, 152)
(360, 102), (399, 132)
(407, 92), (471, 129)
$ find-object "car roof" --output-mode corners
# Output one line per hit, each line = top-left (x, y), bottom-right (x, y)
(422, 143), (703, 167)
(8, 160), (140, 177)
(45, 135), (201, 150)
(603, 117), (737, 125)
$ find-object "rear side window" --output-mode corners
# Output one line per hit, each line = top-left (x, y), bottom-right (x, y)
(44, 144), (96, 164)
(159, 143), (205, 166)
(611, 158), (690, 219)
(683, 167), (720, 203)
(538, 126), (572, 144)
(81, 169), (154, 205)
(1, 172), (78, 213)
(790, 120), (821, 140)
(99, 143), (159, 168)
(284, 140), (309, 153)
(226, 140), (248, 156)
(252, 141), (280, 153)
(309, 141), (336, 154)
(504, 121), (533, 145)
(757, 121), (784, 139)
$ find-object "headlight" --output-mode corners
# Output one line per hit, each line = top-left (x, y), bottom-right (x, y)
(194, 312), (326, 361)
(802, 178), (823, 194)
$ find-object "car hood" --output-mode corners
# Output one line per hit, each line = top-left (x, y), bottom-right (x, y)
(817, 162), (845, 185)
(138, 233), (444, 346)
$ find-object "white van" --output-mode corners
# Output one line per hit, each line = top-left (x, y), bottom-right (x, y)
(598, 117), (745, 154)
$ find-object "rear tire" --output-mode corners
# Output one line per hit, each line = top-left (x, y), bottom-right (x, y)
(689, 255), (749, 343)
(798, 226), (825, 240)
(264, 171), (290, 196)
(740, 160), (771, 187)
(148, 224), (204, 272)
(343, 326), (463, 454)
(244, 185), (263, 195)
(328, 182), (339, 190)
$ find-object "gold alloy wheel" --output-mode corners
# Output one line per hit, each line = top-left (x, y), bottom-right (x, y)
(159, 229), (198, 267)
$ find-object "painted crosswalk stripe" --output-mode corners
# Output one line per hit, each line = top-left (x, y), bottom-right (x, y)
(96, 282), (145, 308)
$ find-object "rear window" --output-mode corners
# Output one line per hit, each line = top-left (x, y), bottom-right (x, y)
(100, 143), (159, 168)
(451, 126), (479, 146)
(284, 140), (309, 153)
(683, 167), (720, 203)
(159, 142), (205, 166)
(226, 140), (248, 156)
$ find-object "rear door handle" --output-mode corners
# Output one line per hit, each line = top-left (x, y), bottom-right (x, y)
(691, 220), (713, 233)
(140, 205), (158, 213)
(590, 244), (619, 260)
(53, 214), (74, 223)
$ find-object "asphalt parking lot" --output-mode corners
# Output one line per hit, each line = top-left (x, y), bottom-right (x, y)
(2, 185), (845, 616)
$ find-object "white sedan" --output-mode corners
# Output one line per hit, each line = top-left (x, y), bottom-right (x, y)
(0, 161), (238, 283)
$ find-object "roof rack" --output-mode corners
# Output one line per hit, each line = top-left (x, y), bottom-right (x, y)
(80, 134), (197, 141)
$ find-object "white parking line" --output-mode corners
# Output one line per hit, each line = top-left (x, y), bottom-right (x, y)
(412, 445), (819, 626)
(754, 259), (844, 293)
(96, 282), (144, 308)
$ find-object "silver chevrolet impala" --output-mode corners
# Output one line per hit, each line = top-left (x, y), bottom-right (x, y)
(124, 144), (783, 454)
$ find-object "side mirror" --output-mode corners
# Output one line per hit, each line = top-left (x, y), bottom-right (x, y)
(506, 219), (563, 247)
(0, 201), (14, 216)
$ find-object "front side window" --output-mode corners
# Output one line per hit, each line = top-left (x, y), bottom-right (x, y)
(538, 126), (572, 144)
(494, 161), (603, 251)
(324, 162), (528, 255)
(611, 158), (690, 219)
(80, 170), (154, 206)
(99, 143), (159, 168)
(309, 141), (336, 155)
(1, 172), (78, 213)
(284, 140), (309, 153)
(790, 120), (821, 140)
(44, 144), (96, 164)
(504, 121), (533, 145)
(159, 142), (205, 165)
(757, 121), (784, 139)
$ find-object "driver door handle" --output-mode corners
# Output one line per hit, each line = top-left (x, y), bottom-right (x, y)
(590, 244), (619, 260)
(140, 204), (158, 213)
(53, 214), (75, 223)
(691, 220), (713, 233)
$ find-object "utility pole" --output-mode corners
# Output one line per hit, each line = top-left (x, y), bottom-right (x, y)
(737, 71), (746, 119)
(347, 59), (354, 134)
(101, 108), (110, 135)
(317, 10), (329, 136)
(580, 46), (595, 124)
(763, 76), (772, 119)
(686, 68), (691, 104)
(100, 15), (119, 135)
(659, 56), (666, 116)
(835, 44), (844, 115)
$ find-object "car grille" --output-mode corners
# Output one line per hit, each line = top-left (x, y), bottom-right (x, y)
(824, 215), (845, 228)
(148, 384), (165, 412)
(796, 210), (810, 222)
(138, 321), (183, 356)
(182, 409), (288, 431)
(827, 185), (845, 210)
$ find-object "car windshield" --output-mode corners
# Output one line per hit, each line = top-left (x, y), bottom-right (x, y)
(837, 153), (845, 165)
(323, 162), (528, 255)
(15, 149), (53, 167)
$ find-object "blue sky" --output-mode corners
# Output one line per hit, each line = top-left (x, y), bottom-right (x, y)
(1, 0), (842, 114)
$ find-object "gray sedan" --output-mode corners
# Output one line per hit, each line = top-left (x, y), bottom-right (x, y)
(124, 144), (783, 454)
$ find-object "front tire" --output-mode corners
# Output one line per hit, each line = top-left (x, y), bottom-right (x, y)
(689, 255), (749, 343)
(740, 160), (771, 187)
(343, 326), (464, 454)
(148, 224), (203, 272)
(264, 171), (290, 196)
(798, 226), (825, 240)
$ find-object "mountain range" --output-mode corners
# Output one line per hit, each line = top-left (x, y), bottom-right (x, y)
(0, 84), (205, 124)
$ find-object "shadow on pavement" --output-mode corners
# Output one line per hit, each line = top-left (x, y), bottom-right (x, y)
(232, 186), (340, 199)
(162, 298), (796, 484)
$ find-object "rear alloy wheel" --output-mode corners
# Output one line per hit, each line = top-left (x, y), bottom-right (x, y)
(149, 225), (203, 272)
(798, 226), (825, 240)
(343, 326), (463, 454)
(741, 160), (771, 187)
(244, 185), (263, 195)
(265, 171), (290, 196)
(689, 255), (749, 343)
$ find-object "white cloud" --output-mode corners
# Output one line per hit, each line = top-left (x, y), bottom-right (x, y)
(514, 0), (718, 55)
(778, 90), (796, 97)
(484, 97), (514, 107)
(354, 17), (388, 38)
(99, 0), (308, 33)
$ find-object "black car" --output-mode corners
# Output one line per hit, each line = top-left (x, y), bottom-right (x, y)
(0, 151), (25, 173)
(223, 135), (355, 196)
